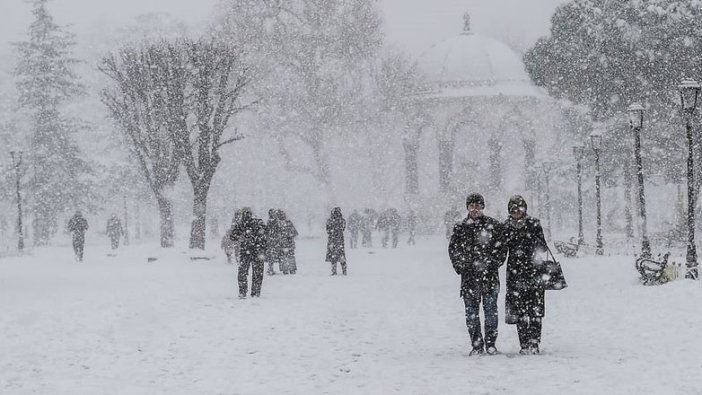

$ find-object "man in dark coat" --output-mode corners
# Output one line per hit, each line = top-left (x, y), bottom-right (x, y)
(326, 207), (347, 275)
(448, 193), (506, 356)
(230, 207), (267, 298)
(106, 214), (124, 250)
(68, 210), (89, 262)
(347, 210), (361, 249)
(502, 195), (548, 355)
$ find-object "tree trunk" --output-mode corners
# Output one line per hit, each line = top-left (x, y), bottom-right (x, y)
(135, 202), (141, 240)
(189, 188), (208, 250)
(156, 196), (174, 248)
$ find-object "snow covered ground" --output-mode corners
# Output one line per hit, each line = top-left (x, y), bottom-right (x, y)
(1, 236), (701, 394)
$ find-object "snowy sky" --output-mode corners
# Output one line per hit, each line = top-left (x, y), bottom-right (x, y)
(0, 0), (567, 57)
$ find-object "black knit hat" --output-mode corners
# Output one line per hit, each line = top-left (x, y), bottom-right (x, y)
(466, 193), (485, 209)
(508, 195), (528, 213)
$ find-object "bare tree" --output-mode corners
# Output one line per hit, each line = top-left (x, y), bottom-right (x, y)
(101, 39), (251, 249)
(100, 43), (183, 247)
(179, 40), (251, 250)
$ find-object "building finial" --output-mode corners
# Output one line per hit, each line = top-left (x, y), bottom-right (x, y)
(463, 13), (471, 33)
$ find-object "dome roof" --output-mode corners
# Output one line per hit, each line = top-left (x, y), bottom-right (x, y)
(417, 17), (543, 99)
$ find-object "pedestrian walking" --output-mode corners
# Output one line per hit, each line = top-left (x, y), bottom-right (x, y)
(448, 193), (506, 356)
(502, 195), (549, 355)
(106, 214), (124, 250)
(230, 208), (267, 298)
(68, 210), (89, 262)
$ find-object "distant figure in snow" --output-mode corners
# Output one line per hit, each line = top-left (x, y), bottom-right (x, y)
(265, 209), (282, 275)
(278, 210), (298, 274)
(326, 207), (347, 275)
(448, 193), (506, 356)
(406, 210), (417, 246)
(230, 207), (267, 298)
(375, 209), (390, 248)
(68, 210), (89, 262)
(106, 214), (124, 250)
(347, 209), (362, 249)
(387, 208), (401, 248)
(222, 211), (242, 264)
(501, 195), (549, 355)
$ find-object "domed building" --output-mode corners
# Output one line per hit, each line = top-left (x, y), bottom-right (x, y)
(404, 14), (553, 207)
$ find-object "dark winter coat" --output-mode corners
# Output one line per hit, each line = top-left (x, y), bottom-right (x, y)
(68, 214), (89, 240)
(230, 216), (267, 262)
(448, 214), (506, 297)
(280, 219), (298, 250)
(106, 217), (123, 239)
(325, 209), (346, 263)
(502, 215), (548, 322)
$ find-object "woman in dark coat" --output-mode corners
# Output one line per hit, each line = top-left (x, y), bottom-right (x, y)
(326, 207), (347, 275)
(502, 195), (549, 355)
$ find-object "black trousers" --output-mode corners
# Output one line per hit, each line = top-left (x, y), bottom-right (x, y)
(238, 256), (264, 296)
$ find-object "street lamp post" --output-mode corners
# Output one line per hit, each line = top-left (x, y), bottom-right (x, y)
(9, 151), (24, 252)
(679, 78), (701, 280)
(590, 131), (604, 255)
(628, 103), (651, 258)
(542, 161), (553, 241)
(573, 146), (585, 247)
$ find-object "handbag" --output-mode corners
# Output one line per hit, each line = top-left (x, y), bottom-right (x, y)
(534, 246), (568, 290)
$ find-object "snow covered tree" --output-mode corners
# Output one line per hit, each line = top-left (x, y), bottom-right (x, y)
(13, 0), (97, 245)
(100, 43), (182, 248)
(525, 0), (702, 120)
(100, 39), (251, 249)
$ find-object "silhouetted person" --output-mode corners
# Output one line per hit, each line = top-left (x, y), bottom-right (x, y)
(230, 208), (267, 298)
(347, 210), (362, 248)
(106, 214), (124, 250)
(326, 207), (347, 275)
(68, 210), (89, 262)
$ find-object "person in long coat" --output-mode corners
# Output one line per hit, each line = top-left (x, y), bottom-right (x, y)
(502, 195), (548, 355)
(279, 210), (298, 274)
(326, 207), (347, 275)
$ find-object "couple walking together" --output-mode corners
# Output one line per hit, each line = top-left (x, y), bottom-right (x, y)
(449, 193), (549, 356)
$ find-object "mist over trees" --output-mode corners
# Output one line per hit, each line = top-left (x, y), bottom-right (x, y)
(4, 0), (702, 250)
